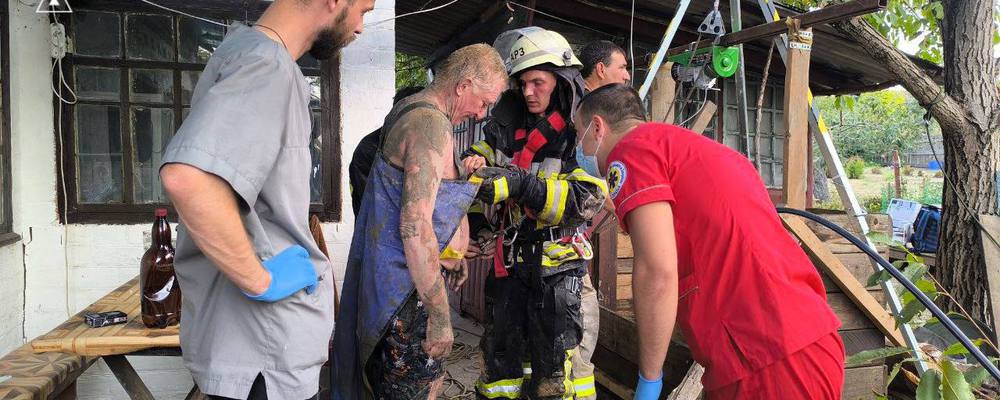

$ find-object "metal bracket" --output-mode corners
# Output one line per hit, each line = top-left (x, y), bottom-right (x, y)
(699, 10), (727, 36)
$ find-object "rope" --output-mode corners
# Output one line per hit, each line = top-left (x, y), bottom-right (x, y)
(442, 338), (481, 399)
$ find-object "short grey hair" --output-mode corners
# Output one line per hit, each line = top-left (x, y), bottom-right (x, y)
(430, 44), (507, 92)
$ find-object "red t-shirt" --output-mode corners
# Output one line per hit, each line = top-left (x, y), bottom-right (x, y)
(607, 123), (840, 389)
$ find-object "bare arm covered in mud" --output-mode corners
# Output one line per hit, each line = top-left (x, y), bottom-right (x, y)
(384, 108), (457, 358)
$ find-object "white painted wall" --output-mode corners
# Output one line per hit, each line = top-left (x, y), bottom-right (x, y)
(3, 0), (395, 397)
(0, 243), (24, 356)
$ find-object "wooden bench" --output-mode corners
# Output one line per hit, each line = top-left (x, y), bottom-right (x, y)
(0, 342), (95, 399)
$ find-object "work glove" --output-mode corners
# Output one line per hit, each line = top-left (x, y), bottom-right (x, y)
(634, 372), (663, 400)
(244, 245), (318, 303)
(473, 167), (525, 204)
(472, 166), (544, 206)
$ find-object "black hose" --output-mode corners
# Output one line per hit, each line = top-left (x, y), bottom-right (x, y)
(776, 207), (1000, 381)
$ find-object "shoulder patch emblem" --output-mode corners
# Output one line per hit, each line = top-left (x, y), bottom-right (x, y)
(608, 161), (627, 200)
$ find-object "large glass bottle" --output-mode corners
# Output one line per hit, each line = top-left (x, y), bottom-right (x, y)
(140, 208), (181, 328)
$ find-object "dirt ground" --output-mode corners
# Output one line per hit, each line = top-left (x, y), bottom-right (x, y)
(439, 308), (485, 399)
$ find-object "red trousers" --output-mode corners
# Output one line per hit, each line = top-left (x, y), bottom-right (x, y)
(706, 332), (846, 400)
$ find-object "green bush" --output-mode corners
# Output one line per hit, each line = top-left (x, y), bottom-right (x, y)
(879, 183), (894, 212)
(862, 196), (883, 214)
(916, 169), (925, 177)
(917, 180), (944, 205)
(902, 166), (914, 176)
(846, 157), (866, 179)
(934, 171), (944, 178)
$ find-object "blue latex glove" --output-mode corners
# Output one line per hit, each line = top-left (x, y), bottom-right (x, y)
(634, 371), (663, 400)
(244, 245), (318, 303)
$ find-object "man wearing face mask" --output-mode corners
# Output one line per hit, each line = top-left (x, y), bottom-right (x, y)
(159, 0), (374, 398)
(574, 84), (844, 400)
(462, 28), (607, 400)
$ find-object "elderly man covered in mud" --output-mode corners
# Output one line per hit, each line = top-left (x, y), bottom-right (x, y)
(331, 44), (508, 400)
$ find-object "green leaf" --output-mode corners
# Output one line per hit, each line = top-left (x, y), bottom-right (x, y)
(941, 359), (974, 400)
(867, 231), (902, 247)
(916, 369), (942, 400)
(897, 298), (926, 326)
(886, 362), (904, 392)
(906, 251), (926, 265)
(896, 264), (931, 297)
(845, 346), (913, 367)
(942, 339), (986, 356)
(866, 269), (892, 287)
(931, 2), (944, 19)
(964, 366), (991, 388)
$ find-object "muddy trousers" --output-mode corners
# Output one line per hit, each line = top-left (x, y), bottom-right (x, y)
(569, 274), (598, 399)
(477, 264), (583, 400)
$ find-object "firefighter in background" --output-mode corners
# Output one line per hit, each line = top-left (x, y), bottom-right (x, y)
(463, 28), (606, 399)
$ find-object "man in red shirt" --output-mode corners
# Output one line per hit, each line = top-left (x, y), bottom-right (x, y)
(572, 84), (845, 399)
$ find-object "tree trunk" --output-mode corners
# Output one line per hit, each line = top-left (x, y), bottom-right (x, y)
(936, 0), (999, 327)
(836, 0), (1000, 325)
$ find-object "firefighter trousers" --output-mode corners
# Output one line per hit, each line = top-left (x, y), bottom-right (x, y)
(477, 263), (584, 399)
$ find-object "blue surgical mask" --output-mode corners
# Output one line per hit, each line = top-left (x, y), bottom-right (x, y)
(575, 121), (603, 177)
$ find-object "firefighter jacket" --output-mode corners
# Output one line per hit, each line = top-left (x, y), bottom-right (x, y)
(462, 74), (607, 276)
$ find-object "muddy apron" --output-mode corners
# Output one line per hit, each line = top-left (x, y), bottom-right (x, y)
(331, 155), (477, 399)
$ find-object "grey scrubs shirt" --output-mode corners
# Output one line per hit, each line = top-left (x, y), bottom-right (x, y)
(160, 23), (334, 400)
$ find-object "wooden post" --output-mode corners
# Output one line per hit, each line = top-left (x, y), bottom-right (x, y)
(650, 62), (677, 123)
(980, 215), (1000, 337)
(690, 101), (718, 135)
(667, 364), (705, 400)
(596, 218), (619, 309)
(104, 355), (156, 400)
(782, 22), (812, 209)
(892, 150), (902, 198)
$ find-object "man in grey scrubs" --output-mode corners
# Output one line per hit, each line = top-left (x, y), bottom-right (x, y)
(159, 0), (374, 398)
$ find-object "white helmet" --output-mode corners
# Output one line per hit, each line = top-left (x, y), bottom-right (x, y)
(493, 27), (582, 76)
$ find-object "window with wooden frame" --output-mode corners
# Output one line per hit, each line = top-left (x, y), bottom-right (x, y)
(723, 78), (785, 188)
(0, 0), (14, 245)
(57, 1), (342, 224)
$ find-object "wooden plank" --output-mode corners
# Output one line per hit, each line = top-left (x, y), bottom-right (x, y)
(596, 220), (619, 309)
(617, 230), (633, 259)
(819, 254), (885, 293)
(783, 216), (907, 347)
(650, 62), (676, 123)
(104, 355), (155, 400)
(666, 363), (704, 400)
(830, 292), (885, 330)
(595, 369), (635, 400)
(32, 278), (182, 356)
(980, 215), (1000, 337)
(782, 25), (812, 209)
(840, 328), (889, 364)
(689, 101), (717, 135)
(842, 365), (886, 400)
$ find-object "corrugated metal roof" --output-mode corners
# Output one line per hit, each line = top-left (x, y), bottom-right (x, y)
(395, 0), (942, 94)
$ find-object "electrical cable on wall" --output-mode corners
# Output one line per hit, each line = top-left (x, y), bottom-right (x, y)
(364, 0), (462, 28)
(140, 0), (228, 27)
(505, 1), (616, 38)
(49, 13), (75, 317)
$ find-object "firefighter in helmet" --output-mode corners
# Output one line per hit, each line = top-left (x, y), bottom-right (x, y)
(464, 27), (606, 399)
